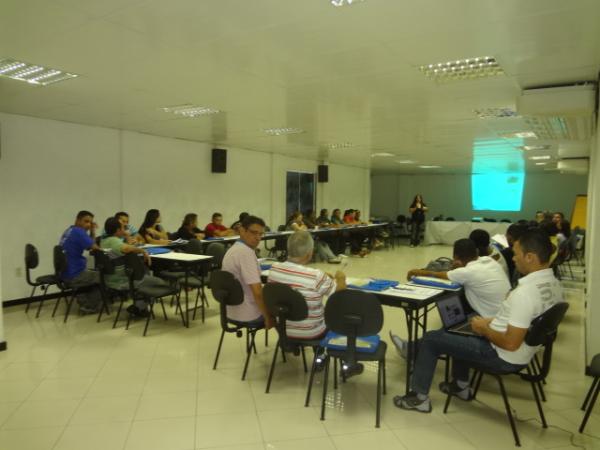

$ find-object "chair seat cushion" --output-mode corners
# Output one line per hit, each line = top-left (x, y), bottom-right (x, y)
(178, 276), (204, 288)
(327, 340), (387, 362)
(137, 284), (178, 298)
(321, 331), (381, 353)
(158, 271), (186, 280)
(36, 274), (57, 285)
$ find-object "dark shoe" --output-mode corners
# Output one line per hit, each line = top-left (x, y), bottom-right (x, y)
(393, 392), (432, 413)
(341, 362), (364, 379)
(126, 305), (149, 318)
(439, 381), (473, 401)
(313, 354), (326, 373)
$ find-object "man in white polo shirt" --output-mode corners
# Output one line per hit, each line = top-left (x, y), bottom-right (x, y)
(222, 215), (273, 329)
(407, 238), (510, 317)
(395, 229), (564, 413)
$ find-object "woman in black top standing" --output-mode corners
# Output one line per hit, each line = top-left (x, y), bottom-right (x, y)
(409, 194), (428, 247)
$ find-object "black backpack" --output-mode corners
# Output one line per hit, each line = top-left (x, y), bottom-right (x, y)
(425, 257), (453, 272)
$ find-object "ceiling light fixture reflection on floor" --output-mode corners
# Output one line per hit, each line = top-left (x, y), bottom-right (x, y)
(264, 127), (305, 136)
(327, 142), (355, 150)
(419, 56), (504, 82)
(0, 58), (78, 86)
(370, 152), (395, 157)
(331, 0), (364, 7)
(161, 104), (220, 117)
(474, 108), (518, 119)
(396, 160), (416, 164)
(419, 165), (442, 169)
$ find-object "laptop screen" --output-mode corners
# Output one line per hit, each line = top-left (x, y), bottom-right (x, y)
(437, 294), (467, 328)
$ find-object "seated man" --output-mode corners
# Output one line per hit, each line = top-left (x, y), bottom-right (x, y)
(222, 215), (272, 328)
(501, 223), (528, 286)
(407, 238), (510, 317)
(115, 211), (143, 244)
(205, 212), (236, 238)
(100, 217), (170, 317)
(268, 231), (346, 340)
(395, 229), (564, 412)
(288, 211), (340, 264)
(59, 210), (102, 313)
(469, 229), (504, 265)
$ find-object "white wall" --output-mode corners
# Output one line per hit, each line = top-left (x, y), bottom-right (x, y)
(585, 114), (600, 367)
(0, 112), (370, 301)
(371, 172), (588, 222)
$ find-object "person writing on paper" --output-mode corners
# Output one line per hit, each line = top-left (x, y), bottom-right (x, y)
(394, 229), (564, 413)
(139, 209), (170, 245)
(222, 215), (273, 329)
(268, 231), (346, 339)
(205, 212), (236, 238)
(405, 239), (510, 317)
(175, 213), (205, 240)
(391, 239), (510, 358)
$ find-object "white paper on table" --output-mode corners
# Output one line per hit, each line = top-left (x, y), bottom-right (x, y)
(380, 284), (440, 300)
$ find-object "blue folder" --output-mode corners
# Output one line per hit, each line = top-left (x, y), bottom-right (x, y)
(145, 247), (171, 255)
(348, 279), (399, 292)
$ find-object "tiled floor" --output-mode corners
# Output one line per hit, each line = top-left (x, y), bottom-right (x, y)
(0, 244), (598, 450)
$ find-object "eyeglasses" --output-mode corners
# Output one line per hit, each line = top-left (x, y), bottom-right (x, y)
(246, 229), (264, 237)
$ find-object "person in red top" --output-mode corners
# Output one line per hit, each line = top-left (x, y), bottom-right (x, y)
(205, 212), (236, 237)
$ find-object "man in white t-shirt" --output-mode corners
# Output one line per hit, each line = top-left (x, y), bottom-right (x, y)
(407, 239), (510, 317)
(222, 215), (273, 329)
(395, 229), (564, 413)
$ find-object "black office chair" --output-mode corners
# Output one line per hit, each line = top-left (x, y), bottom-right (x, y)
(263, 283), (322, 393)
(445, 217), (455, 221)
(123, 253), (180, 336)
(92, 250), (128, 324)
(579, 353), (600, 433)
(210, 270), (265, 380)
(51, 246), (80, 323)
(501, 219), (512, 223)
(443, 302), (569, 447)
(306, 289), (387, 428)
(24, 243), (59, 318)
(266, 225), (289, 261)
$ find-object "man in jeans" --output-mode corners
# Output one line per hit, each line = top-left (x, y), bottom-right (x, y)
(394, 229), (564, 413)
(59, 210), (102, 313)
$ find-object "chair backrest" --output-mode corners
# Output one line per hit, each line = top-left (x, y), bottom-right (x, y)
(206, 242), (226, 268)
(93, 250), (118, 276)
(521, 302), (570, 381)
(24, 243), (39, 285)
(53, 245), (69, 289)
(263, 283), (308, 346)
(396, 215), (406, 224)
(183, 238), (204, 255)
(209, 270), (244, 306)
(123, 253), (146, 282)
(324, 290), (383, 362)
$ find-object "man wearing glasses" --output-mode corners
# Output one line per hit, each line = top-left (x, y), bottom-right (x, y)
(222, 215), (273, 329)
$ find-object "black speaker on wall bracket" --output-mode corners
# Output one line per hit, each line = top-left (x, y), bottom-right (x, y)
(318, 164), (328, 182)
(212, 148), (227, 173)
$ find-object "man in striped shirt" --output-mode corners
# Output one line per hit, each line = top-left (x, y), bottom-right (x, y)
(268, 231), (346, 340)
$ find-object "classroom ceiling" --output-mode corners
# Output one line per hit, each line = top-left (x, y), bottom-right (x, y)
(1, 0), (599, 174)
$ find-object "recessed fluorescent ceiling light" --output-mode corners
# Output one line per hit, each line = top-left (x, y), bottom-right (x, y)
(474, 108), (517, 119)
(396, 160), (416, 164)
(535, 162), (548, 166)
(264, 127), (304, 136)
(419, 56), (504, 82)
(161, 104), (220, 117)
(371, 152), (395, 157)
(327, 142), (355, 150)
(529, 155), (551, 161)
(331, 0), (364, 6)
(0, 58), (78, 86)
(500, 131), (537, 139)
(518, 145), (551, 151)
(419, 165), (441, 169)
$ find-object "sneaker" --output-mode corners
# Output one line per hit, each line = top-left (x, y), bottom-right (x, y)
(327, 257), (341, 264)
(410, 244), (415, 248)
(393, 392), (432, 413)
(126, 305), (149, 318)
(79, 305), (97, 315)
(439, 380), (473, 401)
(389, 331), (408, 360)
(341, 362), (364, 379)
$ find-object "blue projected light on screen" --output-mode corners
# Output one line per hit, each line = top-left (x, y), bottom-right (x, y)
(471, 139), (525, 212)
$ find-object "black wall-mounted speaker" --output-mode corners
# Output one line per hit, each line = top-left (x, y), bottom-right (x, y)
(318, 164), (329, 182)
(211, 148), (227, 173)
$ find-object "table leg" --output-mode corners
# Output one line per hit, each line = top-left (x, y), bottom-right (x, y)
(184, 264), (190, 327)
(405, 308), (415, 395)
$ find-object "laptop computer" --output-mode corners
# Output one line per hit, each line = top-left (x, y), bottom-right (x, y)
(436, 294), (478, 337)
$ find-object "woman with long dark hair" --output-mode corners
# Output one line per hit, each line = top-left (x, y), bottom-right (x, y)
(176, 213), (205, 240)
(409, 194), (428, 247)
(139, 209), (170, 244)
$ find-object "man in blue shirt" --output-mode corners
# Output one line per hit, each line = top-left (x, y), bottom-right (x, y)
(59, 210), (102, 313)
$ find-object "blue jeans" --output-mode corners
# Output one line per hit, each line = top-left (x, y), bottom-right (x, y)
(411, 329), (525, 395)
